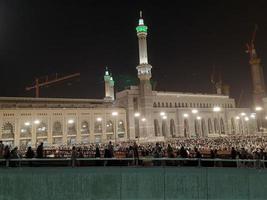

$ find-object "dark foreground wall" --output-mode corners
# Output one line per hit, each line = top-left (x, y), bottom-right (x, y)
(0, 167), (266, 200)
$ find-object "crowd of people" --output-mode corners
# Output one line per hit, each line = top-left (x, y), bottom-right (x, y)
(0, 136), (266, 162)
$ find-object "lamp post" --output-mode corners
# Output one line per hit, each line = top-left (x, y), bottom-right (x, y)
(112, 111), (118, 143)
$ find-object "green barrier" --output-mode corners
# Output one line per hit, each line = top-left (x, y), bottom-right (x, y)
(0, 167), (266, 200)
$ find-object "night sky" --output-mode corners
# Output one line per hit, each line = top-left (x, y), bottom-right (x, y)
(0, 0), (267, 107)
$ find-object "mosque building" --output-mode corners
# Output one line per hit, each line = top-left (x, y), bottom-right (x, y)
(0, 13), (257, 148)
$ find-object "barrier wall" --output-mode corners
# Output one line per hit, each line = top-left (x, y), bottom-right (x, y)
(0, 167), (266, 200)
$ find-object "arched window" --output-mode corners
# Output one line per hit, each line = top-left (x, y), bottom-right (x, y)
(94, 119), (103, 133)
(67, 120), (77, 135)
(182, 103), (184, 107)
(208, 118), (213, 134)
(106, 120), (114, 133)
(153, 102), (157, 107)
(178, 103), (181, 107)
(170, 119), (176, 137)
(175, 102), (177, 107)
(166, 102), (168, 107)
(118, 120), (125, 133)
(158, 102), (160, 107)
(185, 103), (188, 107)
(201, 119), (206, 137)
(162, 120), (167, 137)
(36, 122), (48, 137)
(214, 118), (219, 133)
(81, 121), (90, 134)
(231, 118), (235, 134)
(2, 122), (14, 139)
(154, 119), (160, 136)
(170, 102), (172, 108)
(162, 102), (164, 107)
(184, 119), (189, 137)
(53, 121), (62, 136)
(20, 121), (32, 138)
(200, 103), (202, 108)
(190, 103), (192, 107)
(220, 118), (225, 134)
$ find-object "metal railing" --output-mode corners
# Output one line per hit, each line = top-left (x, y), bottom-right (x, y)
(0, 157), (266, 168)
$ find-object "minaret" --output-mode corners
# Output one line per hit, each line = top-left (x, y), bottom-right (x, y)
(136, 11), (152, 83)
(246, 26), (266, 106)
(104, 67), (115, 101)
(136, 11), (153, 139)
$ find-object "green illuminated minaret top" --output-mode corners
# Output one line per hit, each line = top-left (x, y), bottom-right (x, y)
(136, 11), (148, 33)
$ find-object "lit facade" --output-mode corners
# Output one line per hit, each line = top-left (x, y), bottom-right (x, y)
(0, 13), (258, 147)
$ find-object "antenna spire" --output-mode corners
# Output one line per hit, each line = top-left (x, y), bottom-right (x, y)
(140, 10), (142, 18)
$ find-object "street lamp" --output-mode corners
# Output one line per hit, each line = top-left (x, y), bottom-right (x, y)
(160, 112), (166, 116)
(34, 120), (40, 125)
(134, 112), (140, 117)
(162, 115), (167, 120)
(213, 106), (221, 112)
(96, 117), (102, 122)
(192, 109), (198, 114)
(183, 113), (189, 118)
(255, 106), (263, 111)
(240, 112), (246, 116)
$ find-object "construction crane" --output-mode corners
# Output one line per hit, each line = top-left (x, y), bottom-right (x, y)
(246, 24), (258, 59)
(210, 66), (222, 95)
(25, 72), (80, 98)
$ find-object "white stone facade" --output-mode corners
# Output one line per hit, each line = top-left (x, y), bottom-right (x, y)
(0, 13), (257, 147)
(0, 97), (127, 148)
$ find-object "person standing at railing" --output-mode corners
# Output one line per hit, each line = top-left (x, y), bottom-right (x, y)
(71, 146), (77, 167)
(36, 142), (43, 158)
(26, 146), (35, 167)
(26, 147), (34, 158)
(133, 142), (139, 166)
(231, 147), (237, 159)
(95, 145), (101, 166)
(0, 141), (4, 158)
(167, 144), (174, 166)
(108, 141), (114, 158)
(95, 145), (100, 158)
(153, 143), (162, 166)
(10, 147), (20, 167)
(4, 146), (10, 160)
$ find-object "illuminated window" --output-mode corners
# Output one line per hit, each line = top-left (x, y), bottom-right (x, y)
(106, 120), (114, 133)
(94, 119), (103, 133)
(67, 120), (77, 135)
(2, 122), (14, 139)
(81, 121), (90, 134)
(118, 120), (125, 133)
(52, 121), (62, 136)
(20, 121), (32, 138)
(36, 122), (48, 137)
